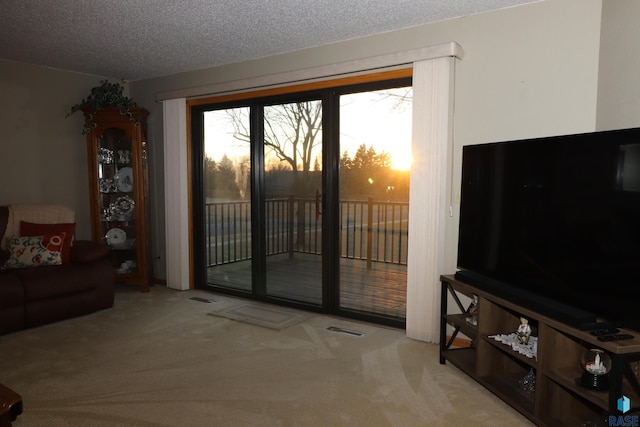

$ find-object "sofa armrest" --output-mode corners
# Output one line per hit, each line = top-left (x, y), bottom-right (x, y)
(70, 240), (111, 263)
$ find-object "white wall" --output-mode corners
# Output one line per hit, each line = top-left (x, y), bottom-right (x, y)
(0, 61), (110, 239)
(597, 1), (640, 130)
(131, 0), (606, 280)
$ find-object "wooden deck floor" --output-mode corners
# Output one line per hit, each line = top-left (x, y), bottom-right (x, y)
(206, 254), (407, 320)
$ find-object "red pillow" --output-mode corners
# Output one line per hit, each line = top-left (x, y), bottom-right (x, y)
(20, 221), (76, 264)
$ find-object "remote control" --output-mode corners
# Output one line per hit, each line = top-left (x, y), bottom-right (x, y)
(580, 321), (617, 331)
(590, 328), (620, 336)
(597, 334), (634, 341)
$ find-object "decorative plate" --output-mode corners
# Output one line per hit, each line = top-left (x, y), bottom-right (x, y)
(115, 167), (133, 192)
(110, 195), (135, 217)
(100, 178), (115, 193)
(105, 228), (126, 245)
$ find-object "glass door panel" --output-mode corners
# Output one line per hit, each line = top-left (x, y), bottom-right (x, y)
(338, 88), (412, 319)
(264, 101), (323, 304)
(203, 108), (252, 291)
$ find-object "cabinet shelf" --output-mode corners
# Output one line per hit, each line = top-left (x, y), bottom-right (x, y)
(441, 347), (476, 375)
(482, 334), (538, 368)
(545, 367), (640, 412)
(440, 274), (640, 425)
(544, 368), (609, 409)
(480, 373), (536, 415)
(444, 313), (477, 339)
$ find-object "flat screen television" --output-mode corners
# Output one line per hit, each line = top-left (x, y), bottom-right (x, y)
(456, 127), (640, 331)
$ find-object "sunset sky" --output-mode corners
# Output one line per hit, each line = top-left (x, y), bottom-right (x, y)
(204, 87), (412, 171)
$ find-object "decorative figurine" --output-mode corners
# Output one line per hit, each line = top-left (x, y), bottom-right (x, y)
(518, 368), (536, 393)
(581, 348), (611, 391)
(517, 317), (532, 344)
(466, 295), (478, 326)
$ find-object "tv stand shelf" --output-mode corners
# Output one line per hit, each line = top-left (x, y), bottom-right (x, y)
(440, 274), (640, 426)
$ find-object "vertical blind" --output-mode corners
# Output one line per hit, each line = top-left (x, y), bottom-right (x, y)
(406, 56), (456, 342)
(163, 98), (190, 291)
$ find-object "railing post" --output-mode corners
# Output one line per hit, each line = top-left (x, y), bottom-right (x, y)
(288, 195), (294, 258)
(367, 196), (373, 269)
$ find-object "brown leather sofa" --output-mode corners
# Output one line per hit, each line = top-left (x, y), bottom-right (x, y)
(0, 205), (114, 335)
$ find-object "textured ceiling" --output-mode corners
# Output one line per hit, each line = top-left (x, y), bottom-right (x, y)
(0, 0), (538, 81)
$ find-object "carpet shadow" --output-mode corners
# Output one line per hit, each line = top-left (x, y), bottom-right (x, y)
(208, 302), (309, 330)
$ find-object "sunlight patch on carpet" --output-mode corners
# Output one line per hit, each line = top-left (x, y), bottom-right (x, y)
(208, 303), (309, 330)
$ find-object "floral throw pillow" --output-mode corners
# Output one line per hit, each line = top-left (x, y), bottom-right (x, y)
(1, 233), (66, 269)
(20, 221), (75, 264)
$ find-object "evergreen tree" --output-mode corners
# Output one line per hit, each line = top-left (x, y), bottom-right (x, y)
(216, 154), (240, 198)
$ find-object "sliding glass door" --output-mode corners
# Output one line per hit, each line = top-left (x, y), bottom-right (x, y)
(193, 77), (411, 327)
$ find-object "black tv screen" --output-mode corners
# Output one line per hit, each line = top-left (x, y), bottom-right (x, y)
(456, 127), (640, 330)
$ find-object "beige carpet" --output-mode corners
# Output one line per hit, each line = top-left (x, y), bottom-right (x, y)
(0, 285), (534, 426)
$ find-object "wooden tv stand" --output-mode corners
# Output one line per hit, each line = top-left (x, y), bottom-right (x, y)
(440, 274), (640, 426)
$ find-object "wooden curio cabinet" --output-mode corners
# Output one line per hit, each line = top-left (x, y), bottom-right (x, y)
(82, 107), (151, 292)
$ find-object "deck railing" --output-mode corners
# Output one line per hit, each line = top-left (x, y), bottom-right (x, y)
(205, 197), (408, 268)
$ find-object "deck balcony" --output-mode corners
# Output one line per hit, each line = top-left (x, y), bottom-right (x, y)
(205, 197), (408, 319)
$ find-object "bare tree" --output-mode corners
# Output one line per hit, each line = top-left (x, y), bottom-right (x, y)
(377, 87), (412, 112)
(227, 101), (321, 174)
(227, 101), (322, 250)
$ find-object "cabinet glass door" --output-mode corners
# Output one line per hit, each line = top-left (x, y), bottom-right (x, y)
(96, 127), (138, 275)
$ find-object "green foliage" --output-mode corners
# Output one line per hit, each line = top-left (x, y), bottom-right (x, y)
(67, 80), (137, 117)
(340, 144), (408, 201)
(204, 155), (241, 199)
(343, 144), (391, 170)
